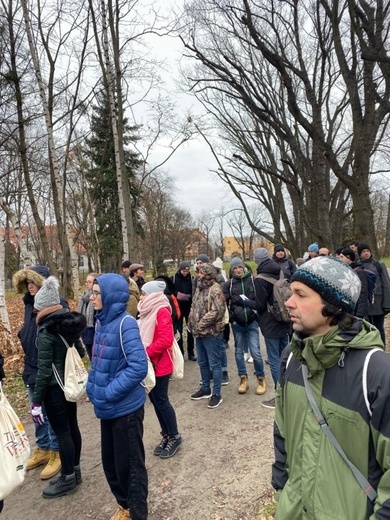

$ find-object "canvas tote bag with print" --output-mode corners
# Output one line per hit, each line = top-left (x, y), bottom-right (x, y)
(52, 335), (88, 402)
(0, 382), (30, 500)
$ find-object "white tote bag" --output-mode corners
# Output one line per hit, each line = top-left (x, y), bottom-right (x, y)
(52, 335), (88, 402)
(0, 383), (30, 500)
(169, 338), (184, 380)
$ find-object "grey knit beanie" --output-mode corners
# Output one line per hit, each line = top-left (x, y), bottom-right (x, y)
(142, 280), (166, 295)
(196, 254), (210, 264)
(230, 256), (245, 269)
(291, 257), (361, 313)
(253, 247), (270, 265)
(34, 276), (61, 311)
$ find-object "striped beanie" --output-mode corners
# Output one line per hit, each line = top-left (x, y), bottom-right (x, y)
(291, 257), (361, 313)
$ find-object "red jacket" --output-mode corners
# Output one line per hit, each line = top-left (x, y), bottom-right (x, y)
(146, 308), (174, 377)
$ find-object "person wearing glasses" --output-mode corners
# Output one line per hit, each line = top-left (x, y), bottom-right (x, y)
(87, 274), (148, 520)
(77, 273), (98, 361)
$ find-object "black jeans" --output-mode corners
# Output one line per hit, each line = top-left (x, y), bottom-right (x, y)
(148, 375), (179, 437)
(101, 407), (148, 520)
(44, 384), (82, 476)
(369, 314), (386, 344)
(177, 300), (194, 356)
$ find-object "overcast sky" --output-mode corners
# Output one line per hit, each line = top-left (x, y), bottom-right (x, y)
(134, 3), (237, 222)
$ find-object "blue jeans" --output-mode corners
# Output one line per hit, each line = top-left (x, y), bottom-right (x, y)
(196, 336), (223, 396)
(27, 385), (59, 451)
(232, 321), (265, 377)
(220, 335), (227, 372)
(148, 375), (179, 437)
(264, 336), (289, 388)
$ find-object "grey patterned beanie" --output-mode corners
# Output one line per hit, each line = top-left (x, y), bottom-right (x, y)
(291, 257), (361, 313)
(34, 276), (61, 311)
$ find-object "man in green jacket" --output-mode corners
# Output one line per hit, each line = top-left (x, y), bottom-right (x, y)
(273, 256), (390, 520)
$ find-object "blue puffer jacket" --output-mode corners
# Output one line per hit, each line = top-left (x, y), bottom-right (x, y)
(86, 273), (148, 420)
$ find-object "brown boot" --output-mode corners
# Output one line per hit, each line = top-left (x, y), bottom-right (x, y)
(109, 505), (130, 520)
(256, 376), (267, 395)
(26, 447), (50, 470)
(238, 375), (249, 394)
(40, 451), (61, 480)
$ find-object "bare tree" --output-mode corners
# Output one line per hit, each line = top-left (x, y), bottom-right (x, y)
(179, 0), (390, 255)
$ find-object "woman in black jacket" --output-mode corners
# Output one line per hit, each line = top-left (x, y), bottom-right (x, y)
(31, 277), (86, 499)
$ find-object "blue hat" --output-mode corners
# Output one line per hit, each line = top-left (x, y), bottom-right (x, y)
(307, 242), (319, 253)
(291, 257), (361, 313)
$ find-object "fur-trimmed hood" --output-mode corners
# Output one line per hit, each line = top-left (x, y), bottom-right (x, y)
(13, 268), (47, 294)
(40, 309), (87, 342)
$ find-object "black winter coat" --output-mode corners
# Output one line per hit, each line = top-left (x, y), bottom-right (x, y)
(361, 256), (390, 315)
(254, 258), (292, 338)
(18, 292), (69, 386)
(350, 262), (369, 319)
(33, 309), (86, 403)
(272, 254), (296, 280)
(223, 271), (258, 327)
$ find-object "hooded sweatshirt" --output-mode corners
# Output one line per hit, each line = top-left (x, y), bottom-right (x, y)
(273, 319), (390, 520)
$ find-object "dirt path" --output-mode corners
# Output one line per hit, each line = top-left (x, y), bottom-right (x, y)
(2, 343), (275, 520)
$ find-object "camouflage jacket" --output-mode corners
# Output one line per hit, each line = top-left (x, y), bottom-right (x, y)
(189, 280), (226, 337)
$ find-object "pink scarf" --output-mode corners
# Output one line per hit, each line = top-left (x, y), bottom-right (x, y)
(137, 293), (171, 347)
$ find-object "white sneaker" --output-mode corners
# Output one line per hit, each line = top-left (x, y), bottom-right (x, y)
(244, 352), (249, 362)
(247, 355), (254, 363)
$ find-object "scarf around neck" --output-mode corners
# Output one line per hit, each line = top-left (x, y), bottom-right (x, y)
(77, 290), (95, 328)
(137, 292), (171, 348)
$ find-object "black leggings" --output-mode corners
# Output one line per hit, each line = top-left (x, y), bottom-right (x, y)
(44, 384), (82, 476)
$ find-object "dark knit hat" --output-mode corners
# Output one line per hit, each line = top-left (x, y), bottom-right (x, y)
(121, 260), (131, 268)
(274, 244), (285, 253)
(34, 276), (61, 311)
(230, 256), (245, 269)
(196, 254), (210, 264)
(341, 248), (356, 263)
(30, 265), (50, 278)
(357, 243), (371, 256)
(179, 261), (190, 270)
(291, 257), (361, 313)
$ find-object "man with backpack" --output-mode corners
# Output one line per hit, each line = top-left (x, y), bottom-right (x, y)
(223, 257), (266, 396)
(272, 256), (390, 520)
(253, 248), (292, 409)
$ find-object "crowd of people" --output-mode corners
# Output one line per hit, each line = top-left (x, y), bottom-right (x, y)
(1, 238), (390, 519)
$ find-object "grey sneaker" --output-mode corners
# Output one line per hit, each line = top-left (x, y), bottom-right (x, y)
(153, 434), (169, 456)
(261, 397), (276, 409)
(208, 395), (223, 409)
(191, 388), (212, 400)
(160, 435), (182, 459)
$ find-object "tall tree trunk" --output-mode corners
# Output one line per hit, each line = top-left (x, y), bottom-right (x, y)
(21, 0), (80, 294)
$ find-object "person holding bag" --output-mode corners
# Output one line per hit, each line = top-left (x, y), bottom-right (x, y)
(31, 276), (86, 499)
(138, 280), (182, 459)
(87, 273), (148, 520)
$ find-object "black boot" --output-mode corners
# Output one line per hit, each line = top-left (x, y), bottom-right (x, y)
(42, 473), (77, 499)
(50, 465), (82, 486)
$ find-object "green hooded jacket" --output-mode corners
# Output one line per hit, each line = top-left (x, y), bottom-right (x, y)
(273, 319), (390, 520)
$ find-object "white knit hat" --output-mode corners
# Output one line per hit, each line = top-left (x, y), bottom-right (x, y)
(34, 276), (61, 311)
(142, 280), (166, 295)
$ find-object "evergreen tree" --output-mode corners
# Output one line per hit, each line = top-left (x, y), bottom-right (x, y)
(85, 89), (141, 271)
